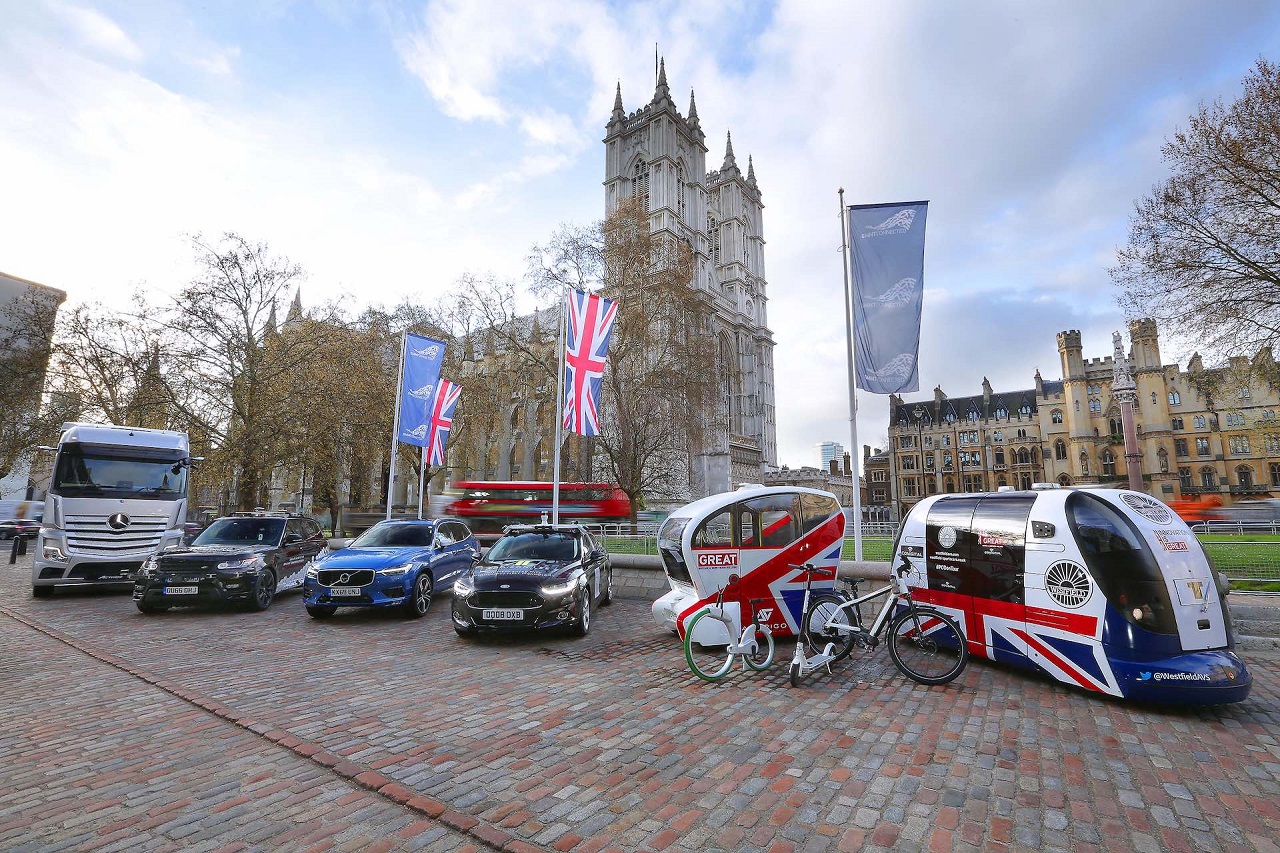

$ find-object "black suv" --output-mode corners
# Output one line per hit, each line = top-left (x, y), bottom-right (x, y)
(451, 523), (613, 637)
(132, 513), (326, 614)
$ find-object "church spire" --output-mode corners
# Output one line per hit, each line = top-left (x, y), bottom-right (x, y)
(722, 130), (738, 171)
(266, 300), (279, 336)
(688, 88), (699, 125)
(747, 154), (757, 186)
(651, 56), (671, 106)
(286, 288), (303, 325)
(611, 81), (624, 122)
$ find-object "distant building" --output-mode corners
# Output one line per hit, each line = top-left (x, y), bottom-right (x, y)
(862, 446), (893, 522)
(761, 464), (855, 508)
(886, 319), (1280, 518)
(0, 270), (67, 500)
(817, 441), (844, 472)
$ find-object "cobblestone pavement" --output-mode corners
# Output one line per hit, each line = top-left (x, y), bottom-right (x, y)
(3, 555), (1279, 853)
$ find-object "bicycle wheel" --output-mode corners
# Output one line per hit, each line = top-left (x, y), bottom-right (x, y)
(887, 606), (969, 685)
(742, 627), (775, 671)
(683, 609), (736, 682)
(804, 593), (858, 663)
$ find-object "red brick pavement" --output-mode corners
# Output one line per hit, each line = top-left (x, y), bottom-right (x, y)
(3, 560), (1278, 852)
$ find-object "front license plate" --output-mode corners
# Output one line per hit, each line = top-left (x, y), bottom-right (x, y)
(329, 587), (362, 597)
(164, 586), (199, 595)
(482, 608), (523, 620)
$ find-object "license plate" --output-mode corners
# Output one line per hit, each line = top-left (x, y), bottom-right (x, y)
(164, 586), (199, 595)
(482, 608), (523, 620)
(329, 587), (362, 597)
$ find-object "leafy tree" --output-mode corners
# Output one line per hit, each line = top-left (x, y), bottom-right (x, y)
(1113, 58), (1280, 372)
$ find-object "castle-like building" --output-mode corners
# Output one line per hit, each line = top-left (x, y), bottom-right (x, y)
(602, 59), (778, 494)
(885, 319), (1280, 518)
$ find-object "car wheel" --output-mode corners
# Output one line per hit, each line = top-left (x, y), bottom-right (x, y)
(306, 605), (336, 619)
(247, 571), (276, 611)
(601, 566), (614, 606)
(136, 600), (167, 615)
(403, 572), (432, 618)
(571, 586), (591, 637)
(31, 585), (53, 599)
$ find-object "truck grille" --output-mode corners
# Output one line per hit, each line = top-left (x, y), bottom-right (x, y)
(66, 513), (168, 556)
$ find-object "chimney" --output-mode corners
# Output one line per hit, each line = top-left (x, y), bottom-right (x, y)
(863, 444), (871, 461)
(829, 459), (839, 475)
(843, 452), (852, 476)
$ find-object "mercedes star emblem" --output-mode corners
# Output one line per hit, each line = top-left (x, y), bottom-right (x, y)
(106, 513), (131, 531)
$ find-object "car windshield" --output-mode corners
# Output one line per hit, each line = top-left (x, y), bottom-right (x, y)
(351, 523), (434, 548)
(488, 531), (580, 562)
(193, 518), (285, 547)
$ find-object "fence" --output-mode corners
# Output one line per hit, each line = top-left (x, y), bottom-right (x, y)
(595, 528), (1280, 585)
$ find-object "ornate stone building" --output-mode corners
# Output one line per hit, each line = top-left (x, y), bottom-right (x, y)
(603, 59), (778, 494)
(886, 319), (1280, 518)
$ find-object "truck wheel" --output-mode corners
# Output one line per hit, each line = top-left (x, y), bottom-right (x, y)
(32, 586), (53, 599)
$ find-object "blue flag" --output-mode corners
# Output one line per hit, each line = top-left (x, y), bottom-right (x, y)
(847, 201), (928, 393)
(398, 333), (447, 447)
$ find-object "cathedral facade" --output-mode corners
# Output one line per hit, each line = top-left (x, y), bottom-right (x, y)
(603, 60), (778, 495)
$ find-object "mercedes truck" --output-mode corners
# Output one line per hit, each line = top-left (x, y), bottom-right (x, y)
(33, 423), (191, 597)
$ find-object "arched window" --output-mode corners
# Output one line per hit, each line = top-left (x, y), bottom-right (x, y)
(707, 212), (720, 264)
(1017, 448), (1029, 465)
(1271, 462), (1280, 487)
(677, 165), (687, 221)
(1236, 465), (1254, 487)
(1151, 392), (1158, 405)
(1051, 409), (1063, 424)
(944, 478), (955, 493)
(1058, 474), (1071, 487)
(1109, 417), (1122, 437)
(1075, 400), (1080, 412)
(1157, 447), (1168, 473)
(995, 406), (1008, 418)
(1200, 467), (1216, 489)
(1089, 398), (1102, 414)
(1169, 390), (1181, 405)
(633, 159), (650, 211)
(1030, 446), (1039, 463)
(997, 477), (1008, 487)
(1020, 474), (1032, 489)
(1019, 404), (1032, 417)
(1054, 439), (1067, 460)
(945, 412), (956, 423)
(994, 448), (1005, 465)
(1101, 449), (1116, 477)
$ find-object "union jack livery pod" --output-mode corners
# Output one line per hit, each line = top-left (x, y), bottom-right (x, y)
(896, 487), (1251, 705)
(651, 485), (845, 641)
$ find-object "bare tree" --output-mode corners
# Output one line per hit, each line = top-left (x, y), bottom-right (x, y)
(1112, 58), (1280, 373)
(0, 289), (77, 488)
(529, 199), (719, 516)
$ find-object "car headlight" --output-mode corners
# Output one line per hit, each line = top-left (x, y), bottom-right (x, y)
(453, 575), (474, 595)
(305, 563), (319, 579)
(137, 555), (159, 577)
(43, 544), (68, 562)
(377, 562), (414, 576)
(541, 577), (579, 596)
(217, 556), (263, 571)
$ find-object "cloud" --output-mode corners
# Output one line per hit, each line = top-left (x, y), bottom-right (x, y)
(45, 0), (143, 63)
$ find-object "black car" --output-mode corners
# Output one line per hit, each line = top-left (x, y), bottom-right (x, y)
(132, 513), (326, 614)
(451, 523), (613, 637)
(0, 518), (41, 540)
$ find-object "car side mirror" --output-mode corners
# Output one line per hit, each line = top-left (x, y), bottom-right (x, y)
(285, 533), (303, 544)
(592, 549), (606, 560)
(328, 538), (352, 550)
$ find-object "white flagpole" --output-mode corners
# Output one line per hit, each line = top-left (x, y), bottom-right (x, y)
(418, 446), (426, 519)
(839, 189), (864, 562)
(551, 291), (568, 525)
(386, 332), (406, 521)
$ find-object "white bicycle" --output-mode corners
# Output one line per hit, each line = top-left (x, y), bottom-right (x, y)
(683, 574), (776, 682)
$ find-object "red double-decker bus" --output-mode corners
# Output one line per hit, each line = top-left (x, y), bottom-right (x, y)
(441, 481), (631, 540)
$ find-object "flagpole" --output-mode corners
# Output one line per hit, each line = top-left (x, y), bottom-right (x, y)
(418, 446), (426, 520)
(551, 291), (568, 525)
(839, 188), (864, 562)
(386, 332), (406, 521)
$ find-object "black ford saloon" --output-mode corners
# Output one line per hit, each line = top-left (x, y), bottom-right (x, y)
(451, 524), (613, 637)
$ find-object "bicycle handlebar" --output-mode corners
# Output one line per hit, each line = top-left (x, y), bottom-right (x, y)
(788, 562), (836, 578)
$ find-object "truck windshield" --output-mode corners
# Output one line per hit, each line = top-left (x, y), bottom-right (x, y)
(51, 442), (188, 500)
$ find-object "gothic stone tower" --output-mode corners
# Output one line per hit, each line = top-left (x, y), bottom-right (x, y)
(603, 59), (778, 497)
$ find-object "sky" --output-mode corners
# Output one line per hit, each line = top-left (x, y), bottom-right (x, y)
(3, 0), (1279, 473)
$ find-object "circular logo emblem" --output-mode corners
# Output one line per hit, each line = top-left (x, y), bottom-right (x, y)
(1046, 561), (1092, 609)
(1120, 493), (1173, 525)
(106, 513), (131, 531)
(339, 573), (351, 584)
(937, 526), (957, 549)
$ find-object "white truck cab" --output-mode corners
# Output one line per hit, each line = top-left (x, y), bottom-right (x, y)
(33, 423), (191, 597)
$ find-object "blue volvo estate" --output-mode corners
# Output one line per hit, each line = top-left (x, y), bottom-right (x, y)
(301, 519), (480, 619)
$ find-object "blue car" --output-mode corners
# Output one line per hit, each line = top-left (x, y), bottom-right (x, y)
(301, 519), (480, 619)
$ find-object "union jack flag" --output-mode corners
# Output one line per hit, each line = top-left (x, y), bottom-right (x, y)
(426, 379), (461, 466)
(562, 290), (617, 436)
